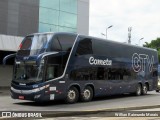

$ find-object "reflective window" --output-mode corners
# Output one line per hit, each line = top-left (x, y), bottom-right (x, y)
(18, 34), (53, 56)
(39, 0), (78, 33)
(39, 23), (50, 32)
(20, 37), (32, 50)
(76, 38), (93, 56)
(14, 64), (43, 82)
(70, 67), (133, 81)
(60, 0), (77, 14)
(39, 8), (59, 25)
(59, 27), (76, 33)
(59, 12), (77, 28)
(46, 55), (63, 81)
(48, 34), (76, 51)
(46, 64), (60, 80)
(40, 0), (59, 10)
(39, 23), (58, 32)
(70, 67), (97, 80)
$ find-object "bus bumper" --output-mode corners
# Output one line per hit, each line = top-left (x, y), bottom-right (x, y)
(10, 87), (64, 102)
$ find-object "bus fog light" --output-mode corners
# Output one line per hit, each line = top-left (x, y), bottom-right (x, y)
(34, 94), (41, 99)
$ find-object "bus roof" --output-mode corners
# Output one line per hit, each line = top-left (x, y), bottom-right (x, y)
(79, 34), (157, 52)
(27, 32), (77, 36)
(26, 32), (157, 52)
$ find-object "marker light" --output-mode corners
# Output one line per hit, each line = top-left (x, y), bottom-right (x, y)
(18, 43), (22, 50)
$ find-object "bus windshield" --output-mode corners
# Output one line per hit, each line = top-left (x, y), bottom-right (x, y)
(18, 34), (53, 56)
(14, 63), (44, 83)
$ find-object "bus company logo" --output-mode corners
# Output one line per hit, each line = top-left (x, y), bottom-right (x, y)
(132, 53), (154, 72)
(1, 112), (42, 118)
(2, 112), (11, 117)
(23, 57), (29, 60)
(89, 57), (112, 66)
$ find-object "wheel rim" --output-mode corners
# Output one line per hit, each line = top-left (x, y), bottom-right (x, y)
(68, 90), (76, 101)
(83, 89), (91, 100)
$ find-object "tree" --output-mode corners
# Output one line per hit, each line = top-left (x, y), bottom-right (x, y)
(143, 38), (160, 62)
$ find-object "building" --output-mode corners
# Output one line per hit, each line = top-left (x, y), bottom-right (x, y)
(0, 0), (89, 87)
(0, 0), (89, 51)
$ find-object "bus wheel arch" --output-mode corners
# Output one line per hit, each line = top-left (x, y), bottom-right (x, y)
(65, 85), (80, 104)
(80, 84), (94, 102)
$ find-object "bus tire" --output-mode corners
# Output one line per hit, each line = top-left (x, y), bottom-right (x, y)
(80, 86), (93, 102)
(135, 84), (142, 96)
(142, 84), (148, 95)
(65, 87), (79, 104)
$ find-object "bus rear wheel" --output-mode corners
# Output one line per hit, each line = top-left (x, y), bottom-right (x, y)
(65, 87), (79, 104)
(135, 84), (142, 96)
(80, 86), (93, 102)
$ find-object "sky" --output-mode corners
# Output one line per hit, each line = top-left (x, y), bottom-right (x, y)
(89, 0), (160, 46)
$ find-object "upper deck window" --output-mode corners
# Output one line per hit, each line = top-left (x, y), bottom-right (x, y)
(18, 34), (53, 56)
(20, 37), (32, 50)
(75, 38), (93, 56)
(21, 34), (52, 51)
(48, 34), (76, 52)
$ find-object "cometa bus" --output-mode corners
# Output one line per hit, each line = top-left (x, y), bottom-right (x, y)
(3, 32), (158, 103)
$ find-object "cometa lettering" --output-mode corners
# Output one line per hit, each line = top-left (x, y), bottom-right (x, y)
(89, 57), (112, 66)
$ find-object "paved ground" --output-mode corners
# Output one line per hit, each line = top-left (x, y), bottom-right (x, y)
(36, 117), (160, 120)
(1, 91), (160, 111)
(1, 89), (160, 120)
(0, 88), (10, 96)
(37, 108), (160, 120)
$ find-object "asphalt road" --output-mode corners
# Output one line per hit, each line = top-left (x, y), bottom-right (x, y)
(0, 91), (160, 112)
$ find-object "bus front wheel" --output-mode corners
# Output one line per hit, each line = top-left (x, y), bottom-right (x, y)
(65, 87), (79, 104)
(80, 86), (93, 102)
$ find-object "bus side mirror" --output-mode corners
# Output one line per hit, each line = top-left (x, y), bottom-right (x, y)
(3, 53), (16, 66)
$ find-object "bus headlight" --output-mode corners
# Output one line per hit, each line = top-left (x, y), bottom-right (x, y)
(32, 88), (40, 93)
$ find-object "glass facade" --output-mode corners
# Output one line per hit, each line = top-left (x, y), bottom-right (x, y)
(39, 0), (77, 33)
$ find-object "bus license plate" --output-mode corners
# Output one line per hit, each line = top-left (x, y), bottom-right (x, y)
(19, 96), (24, 100)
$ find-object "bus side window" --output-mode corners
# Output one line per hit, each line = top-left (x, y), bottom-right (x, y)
(153, 70), (158, 77)
(70, 67), (96, 80)
(107, 68), (131, 80)
(75, 38), (93, 56)
(97, 67), (105, 80)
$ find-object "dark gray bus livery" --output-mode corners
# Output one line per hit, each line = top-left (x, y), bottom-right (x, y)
(4, 32), (158, 103)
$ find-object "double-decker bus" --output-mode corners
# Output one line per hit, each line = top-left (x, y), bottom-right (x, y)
(3, 32), (158, 103)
